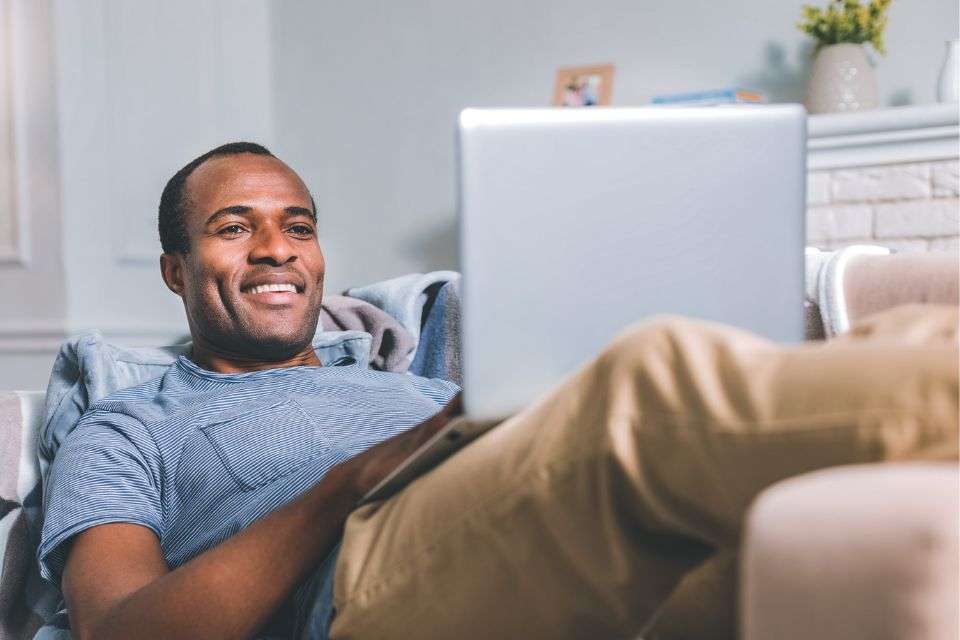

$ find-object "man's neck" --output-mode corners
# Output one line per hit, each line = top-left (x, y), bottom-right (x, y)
(189, 339), (322, 374)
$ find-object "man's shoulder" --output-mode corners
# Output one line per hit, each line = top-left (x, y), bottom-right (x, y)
(87, 374), (163, 413)
(336, 365), (459, 393)
(82, 365), (189, 431)
(402, 371), (461, 405)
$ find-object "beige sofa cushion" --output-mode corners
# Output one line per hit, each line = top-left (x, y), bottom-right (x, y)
(742, 463), (959, 640)
(845, 252), (959, 326)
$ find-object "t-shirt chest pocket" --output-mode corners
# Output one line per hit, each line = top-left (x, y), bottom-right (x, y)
(197, 397), (331, 491)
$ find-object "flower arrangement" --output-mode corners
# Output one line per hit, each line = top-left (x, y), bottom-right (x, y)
(797, 0), (893, 55)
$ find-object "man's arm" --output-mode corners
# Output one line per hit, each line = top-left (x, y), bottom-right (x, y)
(62, 393), (463, 640)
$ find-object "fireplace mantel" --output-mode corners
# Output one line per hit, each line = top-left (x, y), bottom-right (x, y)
(807, 103), (959, 170)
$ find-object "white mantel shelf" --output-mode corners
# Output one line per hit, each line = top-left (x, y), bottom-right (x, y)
(807, 103), (959, 170)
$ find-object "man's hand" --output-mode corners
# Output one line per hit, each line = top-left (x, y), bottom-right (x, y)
(340, 392), (464, 501)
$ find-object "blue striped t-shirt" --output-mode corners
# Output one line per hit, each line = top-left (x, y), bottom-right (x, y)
(38, 354), (459, 632)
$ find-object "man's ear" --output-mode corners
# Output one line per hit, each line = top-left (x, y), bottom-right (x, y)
(160, 253), (186, 296)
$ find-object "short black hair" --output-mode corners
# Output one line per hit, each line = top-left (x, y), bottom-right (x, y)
(158, 142), (314, 254)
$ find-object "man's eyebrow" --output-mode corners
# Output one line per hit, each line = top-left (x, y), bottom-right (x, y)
(284, 206), (317, 220)
(204, 205), (316, 226)
(205, 205), (251, 226)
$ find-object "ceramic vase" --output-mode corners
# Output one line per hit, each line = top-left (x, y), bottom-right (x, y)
(937, 39), (959, 103)
(805, 43), (878, 114)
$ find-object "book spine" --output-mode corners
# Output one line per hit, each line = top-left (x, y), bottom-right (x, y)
(652, 89), (736, 103)
(651, 88), (766, 105)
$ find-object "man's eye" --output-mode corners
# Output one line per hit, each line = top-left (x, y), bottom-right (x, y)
(289, 224), (314, 237)
(218, 224), (246, 236)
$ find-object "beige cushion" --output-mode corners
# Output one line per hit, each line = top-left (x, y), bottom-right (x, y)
(742, 463), (959, 640)
(845, 252), (959, 326)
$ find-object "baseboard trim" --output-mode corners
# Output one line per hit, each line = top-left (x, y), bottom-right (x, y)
(0, 320), (188, 353)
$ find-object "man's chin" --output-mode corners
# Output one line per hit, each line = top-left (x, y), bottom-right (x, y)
(227, 324), (317, 362)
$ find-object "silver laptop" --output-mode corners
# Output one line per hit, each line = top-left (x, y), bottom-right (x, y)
(362, 104), (806, 504)
(459, 105), (807, 420)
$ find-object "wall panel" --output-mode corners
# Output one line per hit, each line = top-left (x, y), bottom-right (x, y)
(54, 0), (274, 340)
(0, 0), (66, 389)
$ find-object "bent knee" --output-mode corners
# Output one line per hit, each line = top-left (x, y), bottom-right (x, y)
(603, 315), (706, 364)
(598, 315), (767, 382)
(590, 317), (694, 397)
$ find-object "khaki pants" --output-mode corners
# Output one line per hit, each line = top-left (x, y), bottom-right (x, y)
(330, 305), (959, 640)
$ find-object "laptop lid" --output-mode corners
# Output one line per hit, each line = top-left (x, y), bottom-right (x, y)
(457, 105), (806, 420)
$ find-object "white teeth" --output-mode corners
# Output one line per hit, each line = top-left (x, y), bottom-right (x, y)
(248, 283), (297, 294)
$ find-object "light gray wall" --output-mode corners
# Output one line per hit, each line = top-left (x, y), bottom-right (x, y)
(54, 0), (275, 339)
(271, 0), (959, 293)
(0, 0), (276, 388)
(0, 0), (66, 389)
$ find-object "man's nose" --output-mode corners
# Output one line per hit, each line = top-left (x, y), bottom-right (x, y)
(249, 225), (296, 265)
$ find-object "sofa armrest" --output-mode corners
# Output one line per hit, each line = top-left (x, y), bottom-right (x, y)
(741, 463), (959, 640)
(844, 252), (960, 325)
(1, 391), (54, 639)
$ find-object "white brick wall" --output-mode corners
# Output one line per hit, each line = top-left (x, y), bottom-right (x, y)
(806, 172), (831, 207)
(932, 160), (959, 197)
(929, 236), (960, 252)
(832, 163), (932, 202)
(807, 205), (872, 242)
(874, 200), (960, 238)
(807, 159), (960, 253)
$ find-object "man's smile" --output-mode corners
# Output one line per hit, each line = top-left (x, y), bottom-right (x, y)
(241, 286), (301, 306)
(243, 283), (301, 294)
(239, 272), (308, 306)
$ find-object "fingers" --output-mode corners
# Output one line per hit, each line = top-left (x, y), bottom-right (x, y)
(444, 392), (464, 418)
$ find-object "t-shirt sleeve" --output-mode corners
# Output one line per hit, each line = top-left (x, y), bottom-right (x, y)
(408, 375), (460, 407)
(38, 409), (163, 586)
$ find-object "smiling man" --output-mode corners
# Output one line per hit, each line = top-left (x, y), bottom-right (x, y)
(39, 143), (464, 640)
(37, 142), (958, 640)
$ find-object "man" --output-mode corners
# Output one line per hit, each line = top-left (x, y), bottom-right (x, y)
(39, 142), (958, 640)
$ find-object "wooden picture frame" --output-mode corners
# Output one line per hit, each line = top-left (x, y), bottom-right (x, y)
(552, 64), (615, 107)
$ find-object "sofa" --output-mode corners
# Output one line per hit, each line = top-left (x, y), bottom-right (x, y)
(1, 248), (957, 640)
(741, 248), (959, 640)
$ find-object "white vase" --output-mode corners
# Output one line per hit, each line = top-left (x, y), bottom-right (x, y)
(937, 39), (959, 103)
(805, 43), (878, 114)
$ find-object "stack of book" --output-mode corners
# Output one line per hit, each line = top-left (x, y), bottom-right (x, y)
(651, 88), (767, 106)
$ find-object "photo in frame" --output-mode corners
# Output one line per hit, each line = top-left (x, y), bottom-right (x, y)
(552, 64), (615, 107)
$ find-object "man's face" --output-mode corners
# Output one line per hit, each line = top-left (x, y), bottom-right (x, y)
(162, 153), (325, 360)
